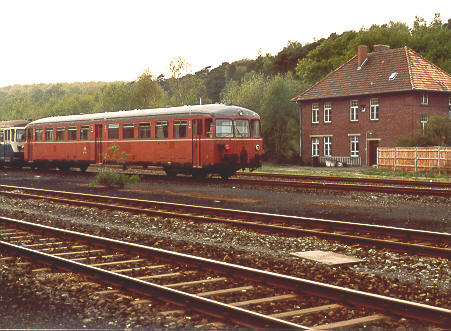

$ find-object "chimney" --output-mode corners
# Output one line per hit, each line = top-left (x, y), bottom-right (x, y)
(357, 45), (368, 68)
(374, 44), (390, 52)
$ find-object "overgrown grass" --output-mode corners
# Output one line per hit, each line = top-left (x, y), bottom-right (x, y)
(90, 169), (140, 188)
(248, 162), (451, 181)
(360, 167), (450, 180)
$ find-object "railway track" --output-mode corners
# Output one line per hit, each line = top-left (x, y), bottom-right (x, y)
(1, 184), (450, 259)
(91, 165), (451, 196)
(4, 166), (451, 196)
(1, 216), (450, 328)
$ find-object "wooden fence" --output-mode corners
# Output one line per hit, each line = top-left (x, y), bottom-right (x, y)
(378, 147), (451, 172)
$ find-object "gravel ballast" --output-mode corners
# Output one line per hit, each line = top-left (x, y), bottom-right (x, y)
(0, 170), (450, 328)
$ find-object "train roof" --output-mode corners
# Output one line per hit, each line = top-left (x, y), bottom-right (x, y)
(0, 120), (30, 129)
(28, 104), (260, 127)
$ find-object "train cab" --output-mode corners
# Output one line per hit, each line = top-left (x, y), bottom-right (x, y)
(0, 120), (29, 167)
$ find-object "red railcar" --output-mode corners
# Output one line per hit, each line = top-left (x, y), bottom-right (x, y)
(25, 104), (263, 178)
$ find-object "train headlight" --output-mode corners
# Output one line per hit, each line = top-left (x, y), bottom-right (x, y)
(255, 144), (260, 151)
(224, 144), (231, 151)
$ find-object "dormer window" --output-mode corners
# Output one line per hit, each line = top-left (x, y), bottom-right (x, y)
(421, 94), (429, 105)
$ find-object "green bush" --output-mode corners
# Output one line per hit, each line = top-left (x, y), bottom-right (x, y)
(90, 169), (139, 188)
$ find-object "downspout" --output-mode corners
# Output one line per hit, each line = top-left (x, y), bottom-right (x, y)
(298, 101), (302, 160)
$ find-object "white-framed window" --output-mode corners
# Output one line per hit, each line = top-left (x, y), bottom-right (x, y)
(350, 100), (358, 121)
(421, 93), (429, 105)
(350, 136), (359, 157)
(311, 103), (319, 123)
(324, 103), (331, 123)
(421, 114), (429, 131)
(311, 137), (319, 156)
(370, 98), (379, 120)
(324, 137), (331, 156)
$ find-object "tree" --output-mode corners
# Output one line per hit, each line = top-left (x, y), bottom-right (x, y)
(424, 114), (451, 146)
(131, 68), (168, 109)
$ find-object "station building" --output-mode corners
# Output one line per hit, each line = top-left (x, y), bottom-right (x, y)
(291, 45), (451, 166)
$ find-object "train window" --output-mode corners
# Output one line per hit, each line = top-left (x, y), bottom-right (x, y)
(155, 121), (168, 139)
(215, 119), (233, 138)
(68, 126), (77, 140)
(173, 120), (187, 138)
(251, 119), (261, 138)
(56, 127), (66, 141)
(234, 119), (250, 138)
(27, 128), (33, 141)
(11, 129), (15, 142)
(35, 128), (43, 141)
(80, 126), (90, 140)
(123, 123), (134, 139)
(138, 122), (151, 138)
(6, 130), (10, 141)
(108, 123), (119, 139)
(0, 131), (3, 142)
(45, 128), (54, 141)
(16, 129), (26, 142)
(205, 119), (212, 137)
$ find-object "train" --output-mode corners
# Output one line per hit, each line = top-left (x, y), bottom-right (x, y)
(22, 104), (262, 179)
(0, 120), (29, 167)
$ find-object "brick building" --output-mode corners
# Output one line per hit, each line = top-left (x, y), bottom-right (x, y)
(291, 45), (451, 166)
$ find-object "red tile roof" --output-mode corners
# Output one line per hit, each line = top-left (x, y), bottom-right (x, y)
(292, 47), (451, 101)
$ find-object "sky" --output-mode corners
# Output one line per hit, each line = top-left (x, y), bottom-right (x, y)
(0, 0), (449, 88)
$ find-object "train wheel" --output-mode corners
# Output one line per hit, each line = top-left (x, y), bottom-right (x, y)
(79, 165), (88, 172)
(165, 169), (177, 178)
(58, 164), (70, 172)
(192, 170), (207, 179)
(220, 171), (233, 180)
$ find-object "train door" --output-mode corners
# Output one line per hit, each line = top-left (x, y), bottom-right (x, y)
(26, 128), (33, 161)
(95, 124), (103, 163)
(192, 119), (202, 167)
(0, 130), (4, 161)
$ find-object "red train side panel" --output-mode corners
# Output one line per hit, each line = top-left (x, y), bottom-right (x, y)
(25, 104), (262, 178)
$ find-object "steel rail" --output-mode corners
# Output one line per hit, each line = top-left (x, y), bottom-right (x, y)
(227, 177), (451, 196)
(1, 216), (450, 327)
(236, 171), (451, 188)
(0, 184), (450, 259)
(0, 241), (305, 329)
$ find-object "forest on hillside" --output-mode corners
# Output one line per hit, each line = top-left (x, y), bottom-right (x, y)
(0, 14), (449, 161)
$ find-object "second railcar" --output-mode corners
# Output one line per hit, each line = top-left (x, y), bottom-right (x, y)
(0, 120), (29, 167)
(24, 104), (263, 178)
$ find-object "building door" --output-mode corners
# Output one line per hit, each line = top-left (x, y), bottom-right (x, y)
(95, 124), (103, 163)
(368, 140), (379, 166)
(192, 119), (202, 168)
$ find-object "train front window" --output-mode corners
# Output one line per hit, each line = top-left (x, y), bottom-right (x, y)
(156, 121), (168, 139)
(215, 119), (233, 138)
(251, 119), (261, 138)
(234, 119), (250, 138)
(108, 123), (119, 139)
(45, 128), (54, 141)
(173, 120), (187, 138)
(16, 129), (26, 142)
